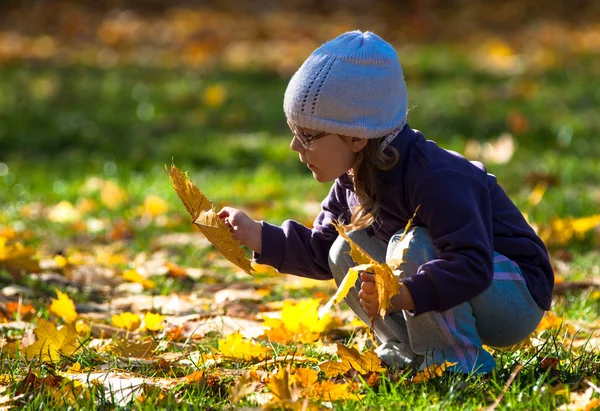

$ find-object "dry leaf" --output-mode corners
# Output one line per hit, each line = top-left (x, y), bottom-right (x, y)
(50, 289), (78, 323)
(142, 312), (165, 331)
(0, 237), (40, 277)
(557, 386), (600, 411)
(319, 343), (385, 377)
(142, 194), (168, 217)
(169, 164), (253, 275)
(2, 301), (35, 320)
(290, 367), (319, 389)
(412, 361), (457, 383)
(331, 221), (372, 265)
(217, 332), (270, 361)
(109, 339), (158, 358)
(24, 319), (80, 362)
(112, 312), (142, 331)
(308, 380), (362, 402)
(263, 299), (338, 343)
(266, 366), (300, 407)
(229, 370), (261, 404)
(100, 180), (128, 209)
(122, 269), (155, 289)
(332, 223), (399, 316)
(318, 264), (361, 318)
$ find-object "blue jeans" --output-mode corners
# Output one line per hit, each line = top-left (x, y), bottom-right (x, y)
(328, 227), (544, 374)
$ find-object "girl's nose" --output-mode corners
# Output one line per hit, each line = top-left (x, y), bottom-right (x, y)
(290, 135), (304, 153)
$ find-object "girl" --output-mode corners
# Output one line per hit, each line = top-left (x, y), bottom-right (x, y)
(218, 30), (554, 374)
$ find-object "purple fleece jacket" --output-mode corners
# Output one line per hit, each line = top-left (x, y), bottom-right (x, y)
(255, 125), (554, 315)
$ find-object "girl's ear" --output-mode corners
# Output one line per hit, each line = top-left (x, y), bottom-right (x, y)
(349, 137), (368, 152)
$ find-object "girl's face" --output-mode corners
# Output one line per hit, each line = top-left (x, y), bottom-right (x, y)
(289, 123), (367, 183)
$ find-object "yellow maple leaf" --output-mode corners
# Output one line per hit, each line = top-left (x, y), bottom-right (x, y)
(100, 180), (128, 209)
(318, 264), (361, 318)
(143, 194), (168, 217)
(217, 332), (270, 361)
(50, 289), (78, 323)
(370, 262), (400, 317)
(266, 366), (300, 406)
(0, 236), (40, 277)
(122, 269), (155, 289)
(319, 343), (385, 377)
(308, 380), (362, 402)
(112, 312), (142, 331)
(263, 299), (338, 343)
(203, 84), (227, 107)
(169, 164), (253, 275)
(331, 207), (420, 317)
(332, 223), (399, 316)
(290, 367), (319, 389)
(24, 319), (80, 362)
(412, 361), (457, 383)
(109, 338), (158, 358)
(229, 370), (261, 404)
(331, 221), (372, 265)
(143, 312), (165, 331)
(540, 214), (600, 247)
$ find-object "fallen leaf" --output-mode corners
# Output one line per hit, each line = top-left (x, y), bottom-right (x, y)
(203, 84), (227, 107)
(557, 386), (600, 411)
(109, 339), (158, 358)
(217, 332), (270, 361)
(122, 269), (155, 289)
(319, 343), (385, 377)
(2, 301), (35, 320)
(142, 312), (165, 331)
(100, 180), (128, 209)
(229, 370), (261, 404)
(263, 299), (338, 343)
(142, 194), (168, 217)
(50, 289), (78, 323)
(24, 319), (80, 362)
(412, 361), (457, 383)
(0, 237), (40, 277)
(112, 312), (142, 331)
(266, 366), (300, 407)
(308, 380), (362, 402)
(290, 367), (319, 389)
(169, 164), (253, 275)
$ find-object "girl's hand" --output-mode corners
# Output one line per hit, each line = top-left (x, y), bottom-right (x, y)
(217, 207), (263, 253)
(358, 271), (379, 318)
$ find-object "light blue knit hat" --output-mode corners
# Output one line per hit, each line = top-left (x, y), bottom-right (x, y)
(284, 30), (408, 139)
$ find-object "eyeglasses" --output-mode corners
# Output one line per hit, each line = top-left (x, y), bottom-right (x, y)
(287, 120), (331, 149)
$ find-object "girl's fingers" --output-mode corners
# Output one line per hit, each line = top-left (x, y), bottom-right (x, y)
(217, 207), (232, 218)
(360, 271), (375, 282)
(361, 281), (376, 294)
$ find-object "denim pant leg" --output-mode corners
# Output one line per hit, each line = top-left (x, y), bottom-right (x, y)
(386, 227), (495, 373)
(328, 230), (418, 364)
(387, 227), (544, 374)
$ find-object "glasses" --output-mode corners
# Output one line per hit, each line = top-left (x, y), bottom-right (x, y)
(287, 120), (331, 149)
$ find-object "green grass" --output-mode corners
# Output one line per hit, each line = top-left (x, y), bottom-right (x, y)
(1, 42), (600, 410)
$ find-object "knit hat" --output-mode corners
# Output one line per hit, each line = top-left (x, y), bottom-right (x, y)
(284, 30), (408, 139)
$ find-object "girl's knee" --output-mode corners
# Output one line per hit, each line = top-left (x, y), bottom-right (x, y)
(328, 236), (349, 284)
(386, 226), (439, 276)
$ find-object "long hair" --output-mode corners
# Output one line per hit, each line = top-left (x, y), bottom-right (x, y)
(344, 136), (399, 231)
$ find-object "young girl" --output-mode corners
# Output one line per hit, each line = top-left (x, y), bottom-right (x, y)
(218, 30), (554, 374)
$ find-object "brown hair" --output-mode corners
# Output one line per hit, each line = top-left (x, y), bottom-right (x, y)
(344, 137), (399, 231)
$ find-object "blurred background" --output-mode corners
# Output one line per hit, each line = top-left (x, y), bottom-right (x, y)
(1, 0), (599, 255)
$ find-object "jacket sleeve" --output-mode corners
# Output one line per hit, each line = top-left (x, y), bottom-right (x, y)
(402, 169), (495, 314)
(253, 181), (349, 280)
